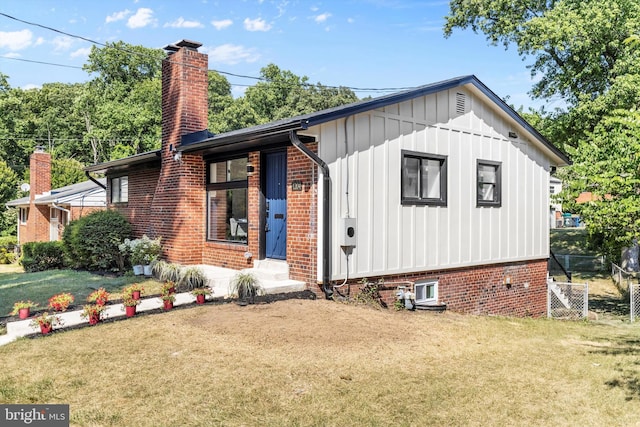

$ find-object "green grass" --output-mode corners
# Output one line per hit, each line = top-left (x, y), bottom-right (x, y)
(0, 264), (162, 317)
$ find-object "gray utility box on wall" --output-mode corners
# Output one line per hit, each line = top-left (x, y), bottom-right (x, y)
(340, 217), (357, 247)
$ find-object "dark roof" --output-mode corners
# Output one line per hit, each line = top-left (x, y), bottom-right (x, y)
(85, 75), (570, 172)
(179, 75), (569, 165)
(84, 150), (161, 173)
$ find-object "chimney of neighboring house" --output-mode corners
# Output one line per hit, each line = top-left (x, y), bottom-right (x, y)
(149, 40), (208, 263)
(26, 146), (52, 242)
(29, 146), (51, 202)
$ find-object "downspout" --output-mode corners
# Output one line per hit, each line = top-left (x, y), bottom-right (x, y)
(51, 203), (71, 225)
(85, 171), (107, 190)
(289, 130), (333, 299)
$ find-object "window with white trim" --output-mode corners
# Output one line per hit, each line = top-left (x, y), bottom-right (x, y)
(19, 207), (29, 224)
(111, 176), (128, 203)
(477, 160), (501, 207)
(401, 150), (447, 206)
(207, 157), (248, 243)
(414, 280), (438, 304)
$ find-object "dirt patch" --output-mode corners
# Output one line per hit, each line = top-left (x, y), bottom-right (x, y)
(188, 299), (410, 350)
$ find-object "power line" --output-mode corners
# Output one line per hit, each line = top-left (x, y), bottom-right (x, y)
(0, 11), (415, 94)
(0, 55), (83, 70)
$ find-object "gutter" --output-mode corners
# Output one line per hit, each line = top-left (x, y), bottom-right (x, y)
(85, 171), (107, 190)
(289, 130), (333, 299)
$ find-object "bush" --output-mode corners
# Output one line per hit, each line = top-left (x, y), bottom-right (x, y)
(62, 210), (132, 271)
(0, 236), (17, 264)
(20, 241), (65, 272)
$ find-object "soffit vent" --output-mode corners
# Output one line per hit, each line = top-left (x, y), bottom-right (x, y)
(455, 92), (467, 115)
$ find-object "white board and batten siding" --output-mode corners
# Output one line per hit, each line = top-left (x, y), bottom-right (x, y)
(309, 86), (553, 281)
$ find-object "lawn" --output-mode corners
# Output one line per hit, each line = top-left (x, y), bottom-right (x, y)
(0, 264), (163, 318)
(0, 299), (639, 426)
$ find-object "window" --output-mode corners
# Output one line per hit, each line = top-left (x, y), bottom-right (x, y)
(415, 280), (438, 304)
(19, 207), (29, 224)
(477, 160), (501, 207)
(207, 157), (248, 243)
(111, 176), (128, 203)
(401, 150), (447, 206)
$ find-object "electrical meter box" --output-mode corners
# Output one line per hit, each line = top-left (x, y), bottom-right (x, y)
(340, 217), (357, 247)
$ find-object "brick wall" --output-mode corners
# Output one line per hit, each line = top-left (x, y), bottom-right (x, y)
(107, 166), (161, 237)
(147, 43), (208, 264)
(286, 144), (318, 285)
(331, 259), (549, 317)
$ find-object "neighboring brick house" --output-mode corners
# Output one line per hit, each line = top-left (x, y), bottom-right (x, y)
(6, 148), (106, 244)
(86, 39), (569, 317)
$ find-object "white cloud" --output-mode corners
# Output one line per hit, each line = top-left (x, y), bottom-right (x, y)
(70, 47), (92, 58)
(22, 84), (41, 90)
(35, 37), (45, 46)
(347, 17), (355, 24)
(127, 8), (156, 29)
(3, 52), (21, 58)
(52, 36), (74, 52)
(0, 29), (33, 51)
(243, 17), (272, 32)
(164, 17), (204, 28)
(106, 9), (131, 24)
(211, 19), (233, 30)
(204, 44), (260, 65)
(315, 13), (331, 23)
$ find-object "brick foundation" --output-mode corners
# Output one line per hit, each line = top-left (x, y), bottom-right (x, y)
(331, 259), (549, 317)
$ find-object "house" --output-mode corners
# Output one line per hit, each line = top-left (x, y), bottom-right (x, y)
(6, 147), (106, 244)
(85, 39), (569, 317)
(549, 176), (563, 228)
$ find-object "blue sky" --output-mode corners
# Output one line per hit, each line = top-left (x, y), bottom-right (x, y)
(0, 0), (555, 110)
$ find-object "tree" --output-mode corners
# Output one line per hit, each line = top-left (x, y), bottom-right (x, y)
(0, 159), (18, 237)
(445, 0), (640, 104)
(557, 110), (640, 262)
(83, 41), (164, 88)
(51, 158), (86, 189)
(243, 64), (358, 123)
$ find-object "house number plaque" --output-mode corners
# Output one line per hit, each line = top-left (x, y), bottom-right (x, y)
(291, 180), (303, 191)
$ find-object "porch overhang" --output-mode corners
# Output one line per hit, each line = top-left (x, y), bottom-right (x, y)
(84, 150), (161, 174)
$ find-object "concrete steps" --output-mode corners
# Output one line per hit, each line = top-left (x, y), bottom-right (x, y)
(198, 260), (306, 298)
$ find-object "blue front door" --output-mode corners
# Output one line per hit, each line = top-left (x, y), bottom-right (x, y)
(264, 151), (287, 259)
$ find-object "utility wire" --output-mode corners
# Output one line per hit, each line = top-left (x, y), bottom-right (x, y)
(0, 55), (83, 70)
(0, 11), (416, 94)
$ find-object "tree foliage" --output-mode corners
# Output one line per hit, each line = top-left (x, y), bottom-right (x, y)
(557, 110), (640, 262)
(445, 0), (640, 104)
(0, 43), (359, 237)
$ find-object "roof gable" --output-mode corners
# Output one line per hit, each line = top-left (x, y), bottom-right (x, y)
(181, 75), (569, 166)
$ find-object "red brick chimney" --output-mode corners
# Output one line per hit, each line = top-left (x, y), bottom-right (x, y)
(26, 146), (51, 242)
(149, 40), (208, 263)
(161, 39), (209, 158)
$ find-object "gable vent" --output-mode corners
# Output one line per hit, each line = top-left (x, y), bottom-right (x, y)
(455, 92), (467, 114)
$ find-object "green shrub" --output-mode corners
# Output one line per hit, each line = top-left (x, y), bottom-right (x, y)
(62, 210), (132, 271)
(20, 241), (65, 272)
(0, 236), (17, 264)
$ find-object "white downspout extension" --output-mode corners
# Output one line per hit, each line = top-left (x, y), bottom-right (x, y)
(51, 203), (71, 225)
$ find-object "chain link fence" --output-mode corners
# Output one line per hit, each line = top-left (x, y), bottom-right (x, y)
(548, 253), (606, 276)
(547, 280), (588, 320)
